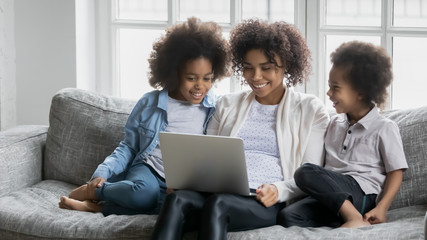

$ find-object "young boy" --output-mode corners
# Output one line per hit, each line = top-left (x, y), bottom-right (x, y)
(277, 41), (408, 228)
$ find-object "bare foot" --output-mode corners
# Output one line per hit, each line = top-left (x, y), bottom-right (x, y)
(59, 196), (101, 212)
(58, 200), (71, 210)
(69, 184), (96, 201)
(340, 219), (371, 228)
(339, 200), (371, 228)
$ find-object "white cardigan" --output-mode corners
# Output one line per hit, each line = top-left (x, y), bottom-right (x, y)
(207, 88), (330, 203)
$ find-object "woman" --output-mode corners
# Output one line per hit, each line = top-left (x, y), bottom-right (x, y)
(150, 19), (330, 240)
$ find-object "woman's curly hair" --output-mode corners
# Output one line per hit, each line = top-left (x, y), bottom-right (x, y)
(331, 41), (392, 108)
(229, 19), (311, 87)
(148, 17), (231, 91)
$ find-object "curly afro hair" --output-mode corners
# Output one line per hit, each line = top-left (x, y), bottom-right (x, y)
(148, 17), (231, 91)
(331, 41), (392, 108)
(229, 19), (311, 87)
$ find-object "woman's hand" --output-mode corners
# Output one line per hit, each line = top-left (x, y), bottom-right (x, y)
(256, 184), (279, 207)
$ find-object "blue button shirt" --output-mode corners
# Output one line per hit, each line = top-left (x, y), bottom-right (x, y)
(91, 89), (218, 180)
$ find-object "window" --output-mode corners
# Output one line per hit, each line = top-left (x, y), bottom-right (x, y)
(96, 0), (427, 110)
(97, 0), (297, 100)
(309, 0), (427, 109)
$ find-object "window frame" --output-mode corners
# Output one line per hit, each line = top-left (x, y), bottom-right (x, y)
(96, 0), (305, 97)
(307, 0), (427, 109)
(95, 0), (427, 110)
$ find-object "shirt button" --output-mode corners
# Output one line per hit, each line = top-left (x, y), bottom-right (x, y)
(348, 130), (352, 134)
(343, 146), (347, 150)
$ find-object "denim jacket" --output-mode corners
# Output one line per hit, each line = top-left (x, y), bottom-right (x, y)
(91, 89), (218, 180)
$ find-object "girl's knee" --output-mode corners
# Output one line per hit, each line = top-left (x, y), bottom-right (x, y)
(125, 181), (160, 209)
(133, 179), (158, 192)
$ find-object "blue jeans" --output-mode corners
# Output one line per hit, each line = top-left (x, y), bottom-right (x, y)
(95, 162), (166, 216)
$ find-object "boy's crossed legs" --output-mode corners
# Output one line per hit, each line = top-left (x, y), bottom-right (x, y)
(278, 163), (376, 228)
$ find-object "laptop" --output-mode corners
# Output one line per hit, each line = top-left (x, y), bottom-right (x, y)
(159, 132), (256, 196)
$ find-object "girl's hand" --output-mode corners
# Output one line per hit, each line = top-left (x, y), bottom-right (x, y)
(89, 177), (106, 189)
(166, 188), (175, 194)
(256, 184), (278, 207)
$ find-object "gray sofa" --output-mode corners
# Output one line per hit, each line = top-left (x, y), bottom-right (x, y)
(0, 88), (426, 240)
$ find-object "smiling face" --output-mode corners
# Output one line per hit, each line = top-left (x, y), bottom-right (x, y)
(327, 65), (371, 123)
(242, 49), (286, 105)
(169, 57), (213, 104)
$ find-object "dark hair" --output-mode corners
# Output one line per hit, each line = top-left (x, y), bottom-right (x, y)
(229, 19), (311, 87)
(331, 41), (392, 107)
(148, 17), (231, 91)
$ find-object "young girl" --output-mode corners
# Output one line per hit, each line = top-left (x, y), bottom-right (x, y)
(58, 17), (230, 216)
(150, 19), (330, 240)
(278, 41), (408, 228)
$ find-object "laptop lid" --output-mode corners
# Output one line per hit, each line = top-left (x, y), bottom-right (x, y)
(159, 132), (254, 196)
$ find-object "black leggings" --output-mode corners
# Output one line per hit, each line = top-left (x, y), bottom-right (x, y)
(150, 190), (285, 240)
(277, 163), (377, 228)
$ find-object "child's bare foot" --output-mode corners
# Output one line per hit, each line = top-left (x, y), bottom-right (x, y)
(59, 196), (101, 212)
(339, 200), (371, 228)
(69, 184), (96, 201)
(340, 219), (371, 228)
(58, 200), (71, 210)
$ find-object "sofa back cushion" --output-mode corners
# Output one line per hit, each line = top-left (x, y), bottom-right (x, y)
(44, 88), (136, 185)
(383, 106), (427, 209)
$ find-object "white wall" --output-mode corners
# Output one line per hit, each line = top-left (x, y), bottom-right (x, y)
(0, 0), (17, 130)
(15, 0), (77, 126)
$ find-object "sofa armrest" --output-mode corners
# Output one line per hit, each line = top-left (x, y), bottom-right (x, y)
(424, 211), (427, 239)
(0, 125), (48, 197)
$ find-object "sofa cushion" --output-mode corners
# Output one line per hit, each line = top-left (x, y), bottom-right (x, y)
(0, 180), (157, 239)
(383, 106), (427, 209)
(0, 180), (425, 239)
(44, 88), (137, 185)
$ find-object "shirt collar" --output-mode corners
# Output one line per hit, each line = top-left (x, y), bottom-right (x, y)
(158, 89), (169, 111)
(340, 107), (380, 129)
(201, 88), (217, 108)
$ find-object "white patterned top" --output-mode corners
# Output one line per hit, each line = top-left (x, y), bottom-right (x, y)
(237, 99), (284, 189)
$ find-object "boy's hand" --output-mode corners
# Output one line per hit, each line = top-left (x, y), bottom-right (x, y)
(364, 170), (403, 225)
(363, 206), (387, 224)
(256, 184), (278, 207)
